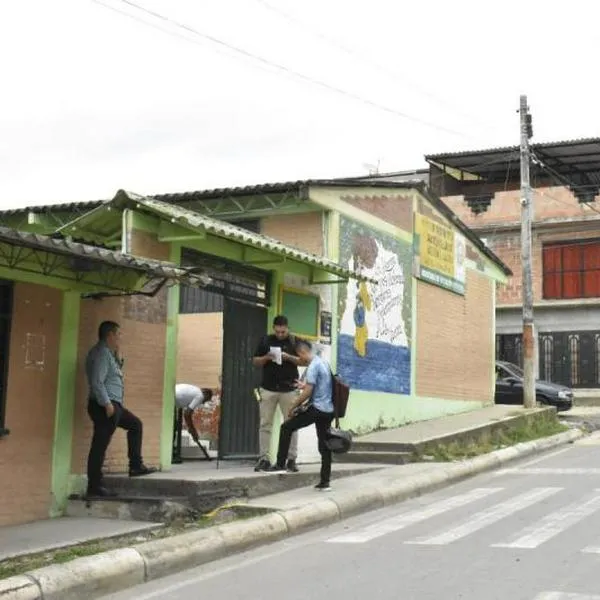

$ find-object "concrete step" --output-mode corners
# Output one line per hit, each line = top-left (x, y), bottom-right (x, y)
(66, 495), (191, 523)
(103, 466), (379, 514)
(352, 441), (415, 453)
(336, 451), (414, 465)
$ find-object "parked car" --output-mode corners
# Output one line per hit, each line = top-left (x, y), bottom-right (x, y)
(495, 360), (573, 411)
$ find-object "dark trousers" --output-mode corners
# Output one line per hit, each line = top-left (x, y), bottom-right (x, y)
(276, 407), (334, 484)
(172, 407), (183, 464)
(87, 399), (143, 490)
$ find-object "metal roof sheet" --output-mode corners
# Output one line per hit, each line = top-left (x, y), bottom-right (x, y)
(0, 225), (207, 285)
(426, 137), (600, 187)
(63, 190), (374, 282)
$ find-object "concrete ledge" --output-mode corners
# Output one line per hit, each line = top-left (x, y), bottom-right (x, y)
(279, 500), (340, 534)
(0, 575), (41, 599)
(331, 488), (385, 520)
(27, 548), (145, 600)
(136, 528), (227, 581)
(0, 427), (584, 600)
(216, 513), (288, 552)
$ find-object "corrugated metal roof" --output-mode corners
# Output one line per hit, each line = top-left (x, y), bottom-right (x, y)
(0, 179), (420, 217)
(0, 225), (207, 284)
(426, 137), (600, 160)
(426, 137), (600, 189)
(1, 200), (105, 216)
(112, 190), (372, 281)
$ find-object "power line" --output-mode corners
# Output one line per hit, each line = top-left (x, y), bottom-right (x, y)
(253, 0), (498, 134)
(95, 0), (471, 138)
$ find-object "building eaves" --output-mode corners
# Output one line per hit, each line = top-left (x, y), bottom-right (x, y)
(114, 190), (372, 282)
(0, 225), (205, 284)
(426, 137), (600, 161)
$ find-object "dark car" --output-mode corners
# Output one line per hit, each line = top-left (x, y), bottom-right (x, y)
(495, 360), (573, 411)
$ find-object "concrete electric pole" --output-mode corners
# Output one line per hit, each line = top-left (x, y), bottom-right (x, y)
(519, 95), (536, 409)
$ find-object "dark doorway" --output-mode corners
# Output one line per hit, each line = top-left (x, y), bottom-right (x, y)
(496, 334), (523, 368)
(0, 282), (13, 431)
(539, 331), (600, 388)
(219, 299), (268, 459)
(177, 249), (271, 460)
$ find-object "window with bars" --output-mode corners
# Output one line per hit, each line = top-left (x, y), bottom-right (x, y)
(543, 240), (600, 299)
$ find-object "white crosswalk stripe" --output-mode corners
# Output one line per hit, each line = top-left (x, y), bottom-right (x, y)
(497, 468), (600, 476)
(405, 487), (561, 546)
(493, 491), (600, 549)
(533, 593), (600, 600)
(327, 487), (502, 544)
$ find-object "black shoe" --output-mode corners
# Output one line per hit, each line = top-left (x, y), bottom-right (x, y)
(254, 459), (271, 472)
(268, 464), (288, 474)
(86, 486), (117, 498)
(129, 465), (157, 477)
(314, 482), (332, 492)
(286, 459), (299, 473)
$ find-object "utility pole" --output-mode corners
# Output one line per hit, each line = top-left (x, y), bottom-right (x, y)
(519, 95), (536, 409)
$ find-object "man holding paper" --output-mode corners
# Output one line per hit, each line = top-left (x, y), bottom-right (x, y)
(252, 315), (302, 473)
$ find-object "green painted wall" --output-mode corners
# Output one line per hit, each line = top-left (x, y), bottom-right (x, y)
(159, 243), (181, 468)
(342, 391), (488, 435)
(50, 291), (81, 516)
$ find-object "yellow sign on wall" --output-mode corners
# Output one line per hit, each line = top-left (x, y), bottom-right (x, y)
(414, 213), (466, 295)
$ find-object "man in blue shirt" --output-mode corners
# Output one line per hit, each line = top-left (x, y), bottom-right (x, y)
(86, 321), (156, 497)
(270, 339), (335, 491)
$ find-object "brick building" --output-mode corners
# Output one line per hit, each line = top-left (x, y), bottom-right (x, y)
(423, 138), (600, 391)
(0, 180), (509, 525)
(0, 227), (203, 526)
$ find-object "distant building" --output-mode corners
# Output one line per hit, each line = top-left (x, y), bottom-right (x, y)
(0, 179), (509, 527)
(425, 138), (600, 392)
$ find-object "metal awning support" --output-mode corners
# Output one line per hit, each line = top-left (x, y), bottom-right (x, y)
(0, 226), (212, 296)
(57, 190), (373, 284)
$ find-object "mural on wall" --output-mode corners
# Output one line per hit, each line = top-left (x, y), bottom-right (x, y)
(338, 216), (412, 394)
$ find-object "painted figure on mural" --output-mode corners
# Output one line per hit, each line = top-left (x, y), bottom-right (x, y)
(353, 281), (371, 357)
(351, 234), (377, 357)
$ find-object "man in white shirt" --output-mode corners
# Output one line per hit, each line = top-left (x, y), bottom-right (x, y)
(173, 382), (220, 462)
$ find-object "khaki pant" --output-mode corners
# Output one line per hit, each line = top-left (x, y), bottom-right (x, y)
(259, 388), (298, 461)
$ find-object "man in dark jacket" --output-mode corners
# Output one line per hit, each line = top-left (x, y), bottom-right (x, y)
(86, 321), (156, 497)
(253, 315), (302, 472)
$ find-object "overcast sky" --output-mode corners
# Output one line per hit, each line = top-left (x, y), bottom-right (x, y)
(1, 0), (598, 208)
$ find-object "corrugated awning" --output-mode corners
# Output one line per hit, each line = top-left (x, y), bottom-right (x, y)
(58, 190), (372, 284)
(0, 226), (210, 294)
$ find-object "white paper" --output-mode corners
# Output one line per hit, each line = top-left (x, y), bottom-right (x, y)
(269, 346), (282, 365)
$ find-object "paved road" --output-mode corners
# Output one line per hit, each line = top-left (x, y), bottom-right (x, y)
(102, 437), (600, 600)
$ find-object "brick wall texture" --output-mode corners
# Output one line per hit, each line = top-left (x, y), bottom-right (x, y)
(261, 212), (323, 255)
(71, 230), (170, 477)
(0, 283), (61, 525)
(341, 193), (413, 231)
(416, 269), (494, 402)
(177, 313), (223, 388)
(442, 187), (600, 305)
(442, 186), (592, 228)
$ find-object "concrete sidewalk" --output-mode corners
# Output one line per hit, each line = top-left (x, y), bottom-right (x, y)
(0, 427), (584, 600)
(0, 404), (555, 563)
(0, 518), (162, 562)
(358, 404), (548, 445)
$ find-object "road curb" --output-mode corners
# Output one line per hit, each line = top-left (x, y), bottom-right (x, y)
(0, 428), (584, 600)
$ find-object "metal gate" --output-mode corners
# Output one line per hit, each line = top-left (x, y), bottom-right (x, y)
(539, 331), (600, 388)
(219, 298), (267, 459)
(496, 334), (523, 368)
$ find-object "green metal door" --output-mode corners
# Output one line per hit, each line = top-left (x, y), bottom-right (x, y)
(219, 298), (267, 459)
